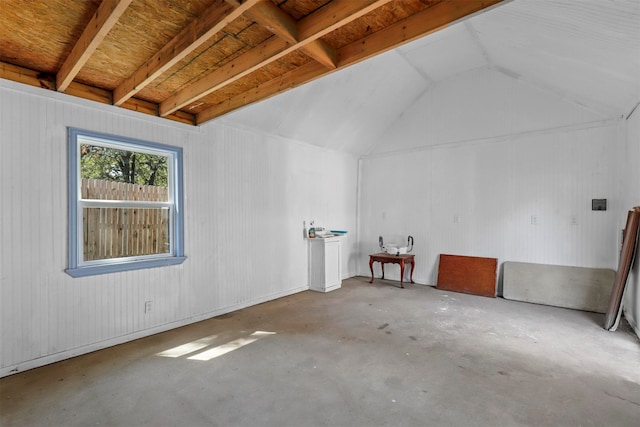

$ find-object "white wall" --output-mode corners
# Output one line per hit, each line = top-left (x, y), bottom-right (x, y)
(359, 125), (622, 285)
(0, 80), (358, 376)
(621, 106), (640, 336)
(358, 68), (624, 290)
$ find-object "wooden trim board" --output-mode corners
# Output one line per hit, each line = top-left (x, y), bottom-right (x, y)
(604, 207), (640, 331)
(436, 254), (497, 298)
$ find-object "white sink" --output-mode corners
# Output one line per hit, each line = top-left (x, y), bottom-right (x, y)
(385, 245), (408, 255)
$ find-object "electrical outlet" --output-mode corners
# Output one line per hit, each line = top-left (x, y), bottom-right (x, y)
(144, 301), (152, 313)
(531, 215), (538, 225)
(453, 214), (461, 224)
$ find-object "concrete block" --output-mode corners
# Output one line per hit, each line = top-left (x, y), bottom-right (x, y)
(503, 262), (615, 313)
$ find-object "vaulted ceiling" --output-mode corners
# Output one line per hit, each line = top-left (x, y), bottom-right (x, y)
(217, 0), (640, 154)
(0, 0), (503, 126)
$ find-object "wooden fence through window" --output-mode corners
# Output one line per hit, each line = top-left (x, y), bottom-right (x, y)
(82, 179), (169, 261)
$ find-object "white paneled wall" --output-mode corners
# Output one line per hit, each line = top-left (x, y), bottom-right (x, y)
(0, 80), (358, 376)
(359, 123), (623, 286)
(358, 67), (625, 287)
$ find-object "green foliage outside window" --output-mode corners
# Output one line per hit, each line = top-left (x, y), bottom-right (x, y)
(80, 144), (168, 187)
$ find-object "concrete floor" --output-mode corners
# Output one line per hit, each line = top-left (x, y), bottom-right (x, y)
(1, 277), (639, 427)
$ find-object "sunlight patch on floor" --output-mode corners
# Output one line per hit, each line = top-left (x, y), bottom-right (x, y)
(188, 331), (276, 361)
(156, 334), (220, 358)
(156, 331), (276, 360)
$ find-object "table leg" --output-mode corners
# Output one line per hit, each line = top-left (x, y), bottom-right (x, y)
(369, 257), (374, 283)
(410, 259), (415, 284)
(381, 262), (385, 280)
(400, 261), (405, 288)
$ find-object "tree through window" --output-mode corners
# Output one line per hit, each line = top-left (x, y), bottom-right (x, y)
(66, 128), (185, 277)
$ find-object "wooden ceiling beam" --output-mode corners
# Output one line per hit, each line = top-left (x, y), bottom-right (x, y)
(246, 1), (336, 69)
(57, 0), (133, 93)
(159, 0), (393, 117)
(1, 60), (195, 125)
(195, 0), (505, 124)
(335, 0), (504, 67)
(246, 1), (298, 44)
(112, 0), (260, 106)
(304, 39), (337, 69)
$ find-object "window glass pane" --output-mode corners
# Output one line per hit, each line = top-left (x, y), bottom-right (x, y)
(67, 128), (185, 277)
(83, 207), (170, 261)
(80, 144), (169, 201)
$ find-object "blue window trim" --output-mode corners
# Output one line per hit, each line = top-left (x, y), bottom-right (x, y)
(65, 128), (186, 278)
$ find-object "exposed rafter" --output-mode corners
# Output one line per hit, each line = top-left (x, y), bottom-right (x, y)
(245, 1), (337, 69)
(113, 0), (260, 106)
(159, 0), (394, 117)
(57, 0), (134, 92)
(246, 1), (299, 44)
(0, 0), (507, 126)
(196, 0), (504, 123)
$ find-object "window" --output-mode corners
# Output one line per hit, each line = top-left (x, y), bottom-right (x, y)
(66, 128), (185, 277)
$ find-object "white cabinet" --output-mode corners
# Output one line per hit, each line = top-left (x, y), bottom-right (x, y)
(308, 236), (342, 292)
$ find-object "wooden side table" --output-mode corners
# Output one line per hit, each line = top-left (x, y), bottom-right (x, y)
(369, 253), (415, 288)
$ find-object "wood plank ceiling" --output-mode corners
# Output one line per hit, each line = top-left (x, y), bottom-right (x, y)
(0, 0), (503, 126)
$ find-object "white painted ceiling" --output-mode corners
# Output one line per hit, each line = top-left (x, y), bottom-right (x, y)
(215, 0), (640, 156)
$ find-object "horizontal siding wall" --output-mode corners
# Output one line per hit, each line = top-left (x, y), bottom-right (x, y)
(0, 80), (358, 376)
(358, 123), (623, 286)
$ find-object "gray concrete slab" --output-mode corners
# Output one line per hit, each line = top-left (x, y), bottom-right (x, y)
(1, 277), (638, 426)
(503, 262), (615, 313)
